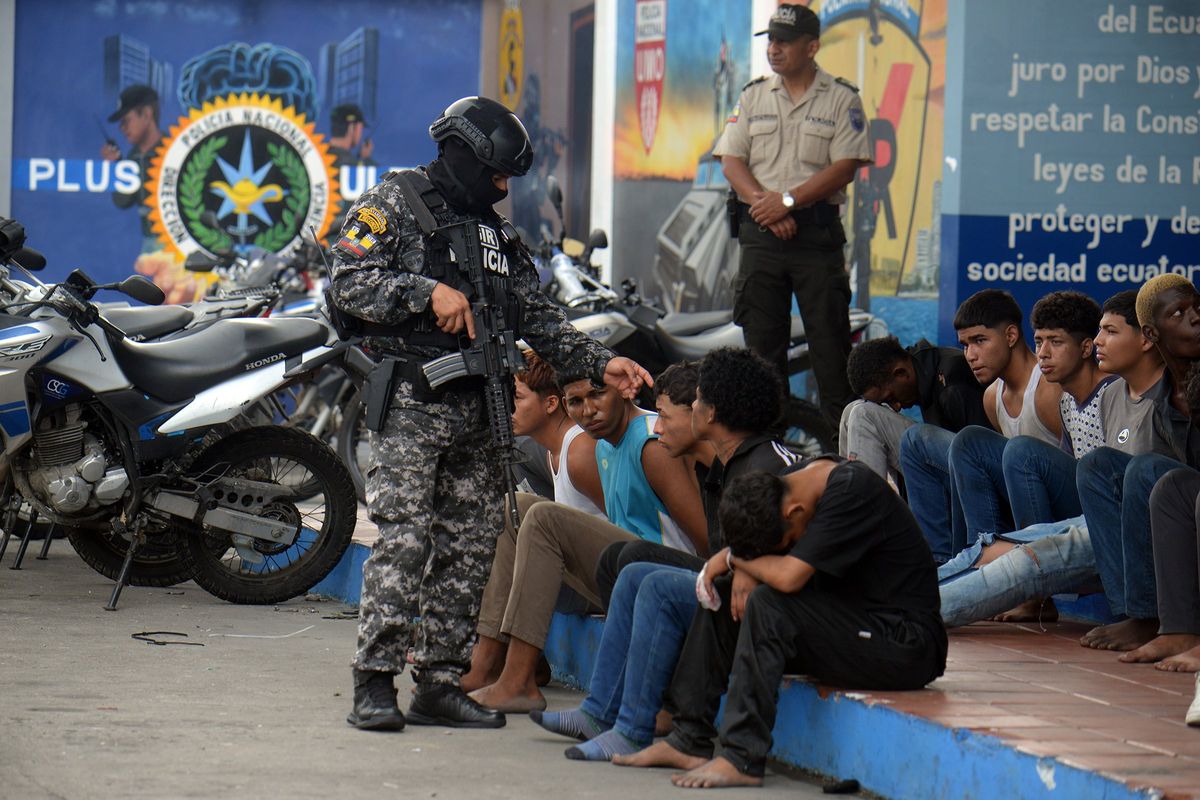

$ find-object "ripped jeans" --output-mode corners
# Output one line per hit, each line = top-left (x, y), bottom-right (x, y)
(938, 516), (1097, 628)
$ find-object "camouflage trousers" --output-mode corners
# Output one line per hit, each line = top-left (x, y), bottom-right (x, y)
(353, 379), (504, 685)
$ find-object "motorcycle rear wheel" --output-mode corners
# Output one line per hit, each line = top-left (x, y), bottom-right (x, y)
(66, 524), (194, 587)
(782, 396), (836, 457)
(179, 426), (356, 604)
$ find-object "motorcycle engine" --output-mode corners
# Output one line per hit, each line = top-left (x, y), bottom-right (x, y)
(26, 404), (129, 514)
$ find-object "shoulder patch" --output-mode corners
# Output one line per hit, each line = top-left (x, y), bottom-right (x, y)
(835, 76), (860, 93)
(741, 76), (768, 92)
(355, 207), (389, 235)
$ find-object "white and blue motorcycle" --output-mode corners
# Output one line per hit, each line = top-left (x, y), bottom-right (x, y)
(0, 218), (356, 609)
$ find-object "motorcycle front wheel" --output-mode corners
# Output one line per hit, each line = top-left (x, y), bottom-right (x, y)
(179, 426), (356, 604)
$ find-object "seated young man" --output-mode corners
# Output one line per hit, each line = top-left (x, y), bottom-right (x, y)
(465, 352), (605, 695)
(530, 348), (800, 761)
(1083, 274), (1200, 654)
(612, 460), (946, 788)
(899, 289), (1061, 562)
(466, 368), (707, 713)
(594, 348), (800, 605)
(839, 335), (987, 486)
(939, 290), (1166, 628)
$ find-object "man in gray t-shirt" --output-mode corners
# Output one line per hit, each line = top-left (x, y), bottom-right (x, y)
(1099, 375), (1166, 456)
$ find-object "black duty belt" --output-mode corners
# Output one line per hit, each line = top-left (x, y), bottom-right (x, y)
(738, 201), (839, 226)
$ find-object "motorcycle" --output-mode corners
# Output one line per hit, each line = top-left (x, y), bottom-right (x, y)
(0, 217), (356, 609)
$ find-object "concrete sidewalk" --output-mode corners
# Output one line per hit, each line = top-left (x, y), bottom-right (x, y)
(0, 549), (829, 799)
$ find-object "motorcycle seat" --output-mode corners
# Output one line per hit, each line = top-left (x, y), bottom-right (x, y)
(110, 317), (329, 402)
(657, 310), (733, 336)
(101, 305), (194, 341)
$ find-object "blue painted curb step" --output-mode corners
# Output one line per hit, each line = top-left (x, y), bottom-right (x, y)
(316, 542), (1156, 800)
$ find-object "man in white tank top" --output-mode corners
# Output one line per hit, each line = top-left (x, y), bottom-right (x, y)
(899, 289), (1062, 563)
(467, 353), (605, 697)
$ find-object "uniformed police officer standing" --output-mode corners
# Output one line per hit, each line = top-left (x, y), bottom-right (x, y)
(331, 97), (650, 731)
(714, 4), (873, 427)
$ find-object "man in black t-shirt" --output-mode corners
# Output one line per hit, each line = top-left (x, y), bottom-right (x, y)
(613, 458), (947, 788)
(840, 336), (989, 486)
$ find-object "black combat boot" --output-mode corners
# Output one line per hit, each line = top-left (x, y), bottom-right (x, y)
(347, 669), (406, 731)
(407, 682), (506, 729)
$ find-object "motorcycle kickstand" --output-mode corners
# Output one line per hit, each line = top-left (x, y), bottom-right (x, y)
(0, 487), (16, 562)
(36, 524), (57, 560)
(9, 507), (40, 570)
(104, 527), (143, 611)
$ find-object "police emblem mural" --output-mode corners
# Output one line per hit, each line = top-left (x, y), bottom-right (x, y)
(146, 93), (338, 258)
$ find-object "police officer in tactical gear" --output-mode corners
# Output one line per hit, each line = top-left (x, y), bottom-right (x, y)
(715, 4), (873, 429)
(332, 96), (651, 731)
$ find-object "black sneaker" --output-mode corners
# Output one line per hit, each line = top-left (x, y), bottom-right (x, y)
(346, 669), (406, 731)
(407, 682), (506, 729)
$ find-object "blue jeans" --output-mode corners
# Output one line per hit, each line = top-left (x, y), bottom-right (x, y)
(580, 562), (698, 745)
(939, 517), (1095, 627)
(1002, 436), (1081, 529)
(899, 424), (965, 563)
(950, 425), (1014, 540)
(1077, 447), (1178, 619)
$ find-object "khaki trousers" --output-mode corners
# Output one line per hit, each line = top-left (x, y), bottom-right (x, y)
(476, 493), (637, 649)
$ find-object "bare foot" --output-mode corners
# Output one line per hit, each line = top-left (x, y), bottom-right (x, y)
(1119, 633), (1200, 663)
(654, 708), (674, 737)
(671, 757), (763, 789)
(468, 681), (546, 713)
(460, 637), (506, 694)
(1080, 618), (1159, 651)
(992, 597), (1059, 623)
(1156, 643), (1200, 672)
(612, 740), (707, 770)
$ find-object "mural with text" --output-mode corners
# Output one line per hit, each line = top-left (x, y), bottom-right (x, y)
(940, 0), (1200, 342)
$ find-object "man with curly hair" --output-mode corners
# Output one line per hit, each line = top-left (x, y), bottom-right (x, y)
(612, 459), (945, 788)
(839, 336), (987, 487)
(532, 349), (802, 762)
(594, 348), (802, 601)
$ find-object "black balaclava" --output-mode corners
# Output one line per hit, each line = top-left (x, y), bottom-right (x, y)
(427, 138), (507, 214)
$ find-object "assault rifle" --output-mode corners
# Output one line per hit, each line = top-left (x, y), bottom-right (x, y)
(420, 221), (526, 528)
(389, 170), (526, 527)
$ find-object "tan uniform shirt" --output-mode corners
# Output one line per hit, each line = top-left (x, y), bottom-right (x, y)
(713, 65), (872, 206)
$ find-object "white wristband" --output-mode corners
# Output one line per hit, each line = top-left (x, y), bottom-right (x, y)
(725, 549), (735, 572)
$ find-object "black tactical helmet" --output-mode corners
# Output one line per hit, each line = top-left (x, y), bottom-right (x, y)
(429, 96), (533, 177)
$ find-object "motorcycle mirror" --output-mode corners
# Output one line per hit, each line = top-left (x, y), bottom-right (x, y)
(580, 228), (608, 266)
(545, 175), (563, 210)
(184, 251), (218, 272)
(587, 229), (608, 251)
(117, 275), (165, 306)
(10, 247), (46, 271)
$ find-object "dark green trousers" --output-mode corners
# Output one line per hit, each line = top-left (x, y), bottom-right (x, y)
(732, 219), (853, 425)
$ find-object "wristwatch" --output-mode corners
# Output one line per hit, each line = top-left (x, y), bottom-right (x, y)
(781, 191), (795, 208)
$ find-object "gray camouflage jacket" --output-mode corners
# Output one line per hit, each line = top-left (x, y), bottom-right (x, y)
(329, 167), (613, 382)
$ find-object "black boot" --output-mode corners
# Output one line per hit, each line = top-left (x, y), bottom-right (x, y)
(407, 682), (506, 729)
(347, 669), (406, 731)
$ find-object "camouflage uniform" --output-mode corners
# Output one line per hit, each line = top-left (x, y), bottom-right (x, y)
(331, 168), (612, 686)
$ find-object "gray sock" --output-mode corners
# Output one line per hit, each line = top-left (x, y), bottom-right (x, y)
(564, 728), (643, 761)
(528, 707), (608, 741)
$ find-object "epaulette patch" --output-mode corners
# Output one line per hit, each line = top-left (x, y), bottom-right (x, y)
(742, 76), (767, 91)
(835, 76), (860, 93)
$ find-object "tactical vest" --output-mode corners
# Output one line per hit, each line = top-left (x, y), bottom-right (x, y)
(329, 169), (523, 352)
